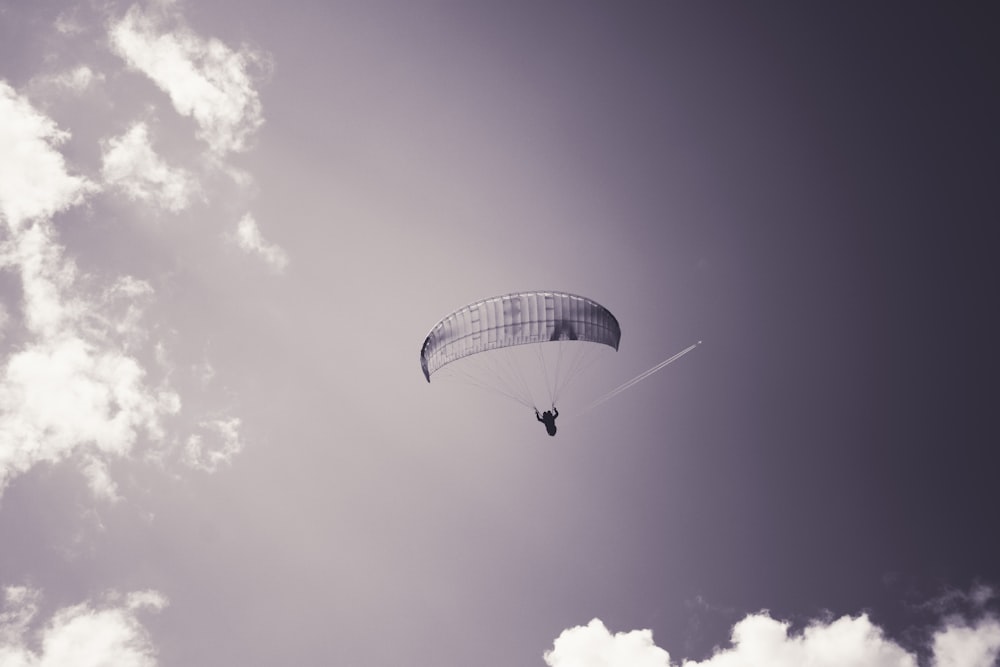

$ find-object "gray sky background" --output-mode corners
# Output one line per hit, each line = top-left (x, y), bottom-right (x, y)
(1, 2), (998, 666)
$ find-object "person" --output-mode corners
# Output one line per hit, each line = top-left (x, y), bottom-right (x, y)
(535, 406), (559, 436)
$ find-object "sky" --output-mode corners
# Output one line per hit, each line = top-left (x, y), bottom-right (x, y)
(1, 1), (999, 666)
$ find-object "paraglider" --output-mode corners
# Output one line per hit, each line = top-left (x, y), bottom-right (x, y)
(535, 407), (559, 436)
(420, 291), (621, 433)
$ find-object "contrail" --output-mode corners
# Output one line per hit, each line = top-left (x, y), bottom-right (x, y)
(574, 341), (701, 417)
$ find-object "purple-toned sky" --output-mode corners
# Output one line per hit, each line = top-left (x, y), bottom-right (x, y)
(1, 2), (999, 666)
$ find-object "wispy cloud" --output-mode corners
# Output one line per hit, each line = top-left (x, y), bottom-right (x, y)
(101, 121), (200, 212)
(0, 586), (165, 666)
(0, 83), (180, 498)
(0, 0), (258, 507)
(108, 2), (266, 155)
(546, 612), (1000, 667)
(916, 585), (998, 617)
(81, 456), (121, 502)
(234, 213), (288, 272)
(54, 10), (86, 36)
(31, 65), (104, 95)
(183, 416), (243, 472)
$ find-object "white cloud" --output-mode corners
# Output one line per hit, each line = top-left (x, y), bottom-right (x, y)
(547, 613), (1000, 667)
(108, 2), (266, 154)
(234, 213), (288, 272)
(0, 81), (94, 231)
(681, 613), (916, 667)
(0, 332), (182, 493)
(126, 591), (168, 613)
(2, 221), (81, 339)
(183, 416), (243, 472)
(102, 122), (199, 212)
(0, 27), (250, 502)
(0, 586), (165, 667)
(546, 619), (672, 667)
(0, 83), (184, 499)
(932, 619), (1000, 667)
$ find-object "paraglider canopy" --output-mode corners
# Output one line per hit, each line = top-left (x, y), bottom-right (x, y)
(420, 291), (621, 382)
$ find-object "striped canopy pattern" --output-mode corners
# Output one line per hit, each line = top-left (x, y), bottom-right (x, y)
(420, 291), (621, 381)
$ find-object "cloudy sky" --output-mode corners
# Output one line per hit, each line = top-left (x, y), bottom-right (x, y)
(1, 1), (999, 666)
